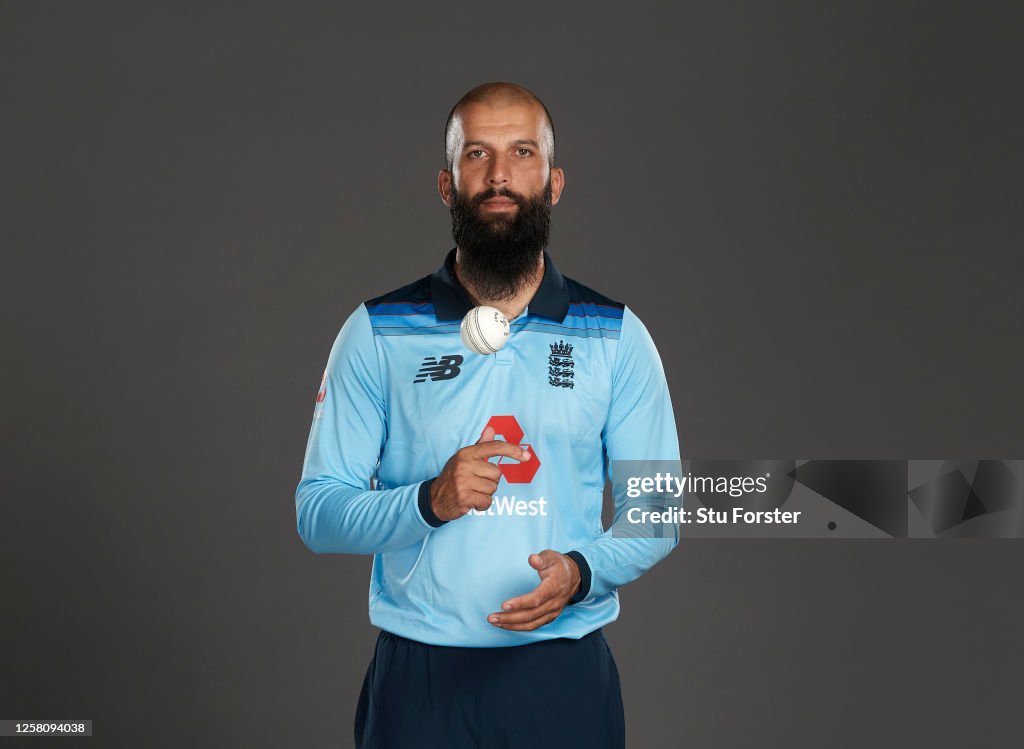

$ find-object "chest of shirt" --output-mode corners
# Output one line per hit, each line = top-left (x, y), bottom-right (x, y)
(375, 324), (618, 470)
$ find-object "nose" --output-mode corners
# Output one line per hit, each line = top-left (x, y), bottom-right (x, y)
(486, 152), (510, 187)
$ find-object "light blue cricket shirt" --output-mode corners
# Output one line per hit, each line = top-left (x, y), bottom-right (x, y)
(296, 249), (680, 647)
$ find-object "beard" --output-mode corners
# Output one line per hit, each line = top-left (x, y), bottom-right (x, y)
(449, 180), (552, 301)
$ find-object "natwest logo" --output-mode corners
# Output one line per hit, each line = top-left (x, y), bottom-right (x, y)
(485, 415), (541, 483)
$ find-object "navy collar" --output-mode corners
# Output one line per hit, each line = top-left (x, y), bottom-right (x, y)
(429, 248), (570, 322)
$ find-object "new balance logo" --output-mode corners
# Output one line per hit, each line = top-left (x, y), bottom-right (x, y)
(414, 355), (464, 383)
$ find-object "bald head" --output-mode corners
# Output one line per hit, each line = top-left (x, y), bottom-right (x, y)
(444, 82), (556, 170)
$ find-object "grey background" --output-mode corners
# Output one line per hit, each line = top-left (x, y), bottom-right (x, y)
(2, 1), (1023, 747)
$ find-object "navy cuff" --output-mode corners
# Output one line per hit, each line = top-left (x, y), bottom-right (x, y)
(564, 550), (592, 604)
(417, 478), (447, 528)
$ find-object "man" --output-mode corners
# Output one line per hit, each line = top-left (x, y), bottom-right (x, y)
(296, 82), (680, 748)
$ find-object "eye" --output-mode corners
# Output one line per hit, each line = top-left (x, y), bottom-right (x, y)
(468, 149), (486, 158)
(515, 148), (533, 157)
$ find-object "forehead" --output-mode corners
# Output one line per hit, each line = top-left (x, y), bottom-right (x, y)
(452, 100), (547, 143)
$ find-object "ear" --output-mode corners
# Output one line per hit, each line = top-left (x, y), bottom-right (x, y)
(549, 166), (565, 206)
(438, 169), (454, 207)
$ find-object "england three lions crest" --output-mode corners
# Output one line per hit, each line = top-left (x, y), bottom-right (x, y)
(548, 340), (575, 389)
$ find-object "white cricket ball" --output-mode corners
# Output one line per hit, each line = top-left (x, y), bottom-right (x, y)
(460, 305), (510, 355)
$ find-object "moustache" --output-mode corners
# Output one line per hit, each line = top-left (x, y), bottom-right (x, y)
(470, 188), (529, 209)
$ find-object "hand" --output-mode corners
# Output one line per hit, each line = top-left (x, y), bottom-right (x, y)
(487, 550), (581, 631)
(430, 425), (531, 522)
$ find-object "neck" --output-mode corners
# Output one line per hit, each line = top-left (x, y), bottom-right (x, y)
(453, 248), (544, 321)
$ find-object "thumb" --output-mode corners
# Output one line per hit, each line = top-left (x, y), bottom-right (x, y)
(528, 552), (548, 572)
(477, 425), (496, 443)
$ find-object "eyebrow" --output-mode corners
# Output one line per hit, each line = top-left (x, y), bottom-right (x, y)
(462, 139), (541, 150)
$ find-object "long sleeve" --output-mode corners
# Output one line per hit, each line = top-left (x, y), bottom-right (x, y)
(295, 304), (438, 554)
(567, 306), (681, 600)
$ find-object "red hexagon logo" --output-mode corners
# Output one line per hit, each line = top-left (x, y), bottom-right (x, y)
(484, 415), (541, 483)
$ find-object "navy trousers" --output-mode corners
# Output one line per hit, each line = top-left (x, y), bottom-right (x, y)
(354, 628), (625, 748)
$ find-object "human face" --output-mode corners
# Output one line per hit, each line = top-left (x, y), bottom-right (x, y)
(447, 177), (553, 301)
(439, 100), (564, 217)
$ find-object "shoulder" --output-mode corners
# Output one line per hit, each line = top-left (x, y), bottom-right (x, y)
(558, 274), (628, 343)
(562, 275), (624, 314)
(560, 276), (659, 360)
(562, 274), (625, 324)
(360, 274), (442, 337)
(326, 273), (436, 374)
(364, 274), (433, 313)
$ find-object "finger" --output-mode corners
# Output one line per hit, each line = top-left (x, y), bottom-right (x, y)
(488, 603), (558, 625)
(465, 477), (498, 497)
(500, 578), (560, 612)
(468, 461), (502, 482)
(490, 610), (562, 631)
(529, 551), (558, 572)
(476, 425), (495, 443)
(467, 491), (495, 512)
(447, 492), (493, 519)
(472, 441), (531, 462)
